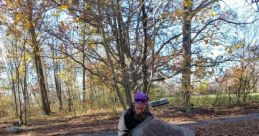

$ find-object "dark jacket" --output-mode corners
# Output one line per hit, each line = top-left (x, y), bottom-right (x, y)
(118, 104), (152, 136)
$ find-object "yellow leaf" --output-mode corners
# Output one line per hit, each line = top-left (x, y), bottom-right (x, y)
(236, 44), (241, 49)
(52, 12), (59, 17)
(226, 48), (233, 54)
(15, 13), (23, 22)
(174, 10), (181, 16)
(60, 4), (68, 10)
(24, 21), (32, 29)
(84, 3), (91, 10)
(211, 11), (217, 17)
(183, 0), (192, 7)
(235, 42), (244, 49)
(6, 31), (10, 37)
(0, 15), (7, 23)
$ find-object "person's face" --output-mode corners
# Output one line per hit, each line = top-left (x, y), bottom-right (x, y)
(134, 100), (147, 115)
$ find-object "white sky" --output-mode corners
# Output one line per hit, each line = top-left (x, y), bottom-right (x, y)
(0, 0), (258, 81)
(0, 38), (7, 66)
(221, 0), (259, 19)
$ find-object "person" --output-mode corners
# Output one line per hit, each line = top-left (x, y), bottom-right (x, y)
(118, 92), (153, 136)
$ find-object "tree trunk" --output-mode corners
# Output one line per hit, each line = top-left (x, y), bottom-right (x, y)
(54, 66), (63, 111)
(228, 86), (232, 105)
(30, 29), (51, 115)
(82, 63), (86, 109)
(114, 0), (132, 106)
(17, 71), (23, 124)
(141, 0), (149, 94)
(13, 40), (23, 124)
(10, 72), (19, 117)
(42, 57), (51, 107)
(236, 63), (244, 105)
(182, 0), (193, 109)
(27, 0), (51, 115)
(33, 51), (51, 115)
(67, 88), (73, 112)
(82, 24), (87, 110)
(97, 0), (127, 109)
(89, 74), (94, 108)
(51, 48), (63, 111)
(22, 52), (29, 125)
(82, 45), (86, 109)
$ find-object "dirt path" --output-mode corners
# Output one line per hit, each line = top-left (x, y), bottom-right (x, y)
(1, 111), (259, 136)
(178, 112), (259, 127)
(84, 113), (259, 136)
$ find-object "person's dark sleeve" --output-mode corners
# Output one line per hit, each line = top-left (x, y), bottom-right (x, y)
(118, 111), (129, 136)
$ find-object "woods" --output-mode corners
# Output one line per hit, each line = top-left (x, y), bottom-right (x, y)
(0, 0), (258, 129)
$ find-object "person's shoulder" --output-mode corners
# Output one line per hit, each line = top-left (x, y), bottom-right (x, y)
(145, 110), (153, 117)
(121, 104), (134, 117)
(125, 104), (134, 113)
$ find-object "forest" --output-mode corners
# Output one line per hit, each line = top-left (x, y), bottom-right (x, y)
(0, 0), (258, 135)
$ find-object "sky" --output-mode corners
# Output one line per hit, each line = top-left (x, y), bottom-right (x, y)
(0, 0), (258, 87)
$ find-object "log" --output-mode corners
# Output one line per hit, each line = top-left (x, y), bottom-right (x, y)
(149, 98), (169, 107)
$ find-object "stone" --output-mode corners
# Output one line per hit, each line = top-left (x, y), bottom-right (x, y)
(6, 126), (22, 133)
(131, 118), (195, 136)
(6, 122), (22, 133)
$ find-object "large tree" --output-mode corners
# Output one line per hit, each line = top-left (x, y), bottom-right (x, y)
(3, 0), (52, 115)
(49, 0), (186, 107)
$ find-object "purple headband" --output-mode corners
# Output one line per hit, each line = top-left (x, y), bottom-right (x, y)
(134, 92), (148, 102)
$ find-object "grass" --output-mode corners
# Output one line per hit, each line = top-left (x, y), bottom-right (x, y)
(1, 92), (259, 123)
(167, 92), (259, 108)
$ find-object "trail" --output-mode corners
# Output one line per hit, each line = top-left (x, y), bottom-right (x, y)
(84, 113), (259, 136)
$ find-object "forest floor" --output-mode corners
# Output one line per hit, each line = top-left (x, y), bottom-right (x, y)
(1, 103), (259, 136)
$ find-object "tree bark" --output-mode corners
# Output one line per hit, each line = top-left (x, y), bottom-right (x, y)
(182, 0), (193, 109)
(82, 26), (87, 110)
(33, 50), (51, 115)
(54, 65), (63, 111)
(97, 0), (127, 109)
(141, 0), (149, 93)
(10, 72), (19, 117)
(114, 0), (132, 105)
(51, 47), (63, 111)
(30, 29), (51, 115)
(26, 0), (51, 115)
(21, 51), (29, 125)
(17, 71), (23, 124)
(67, 87), (73, 112)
